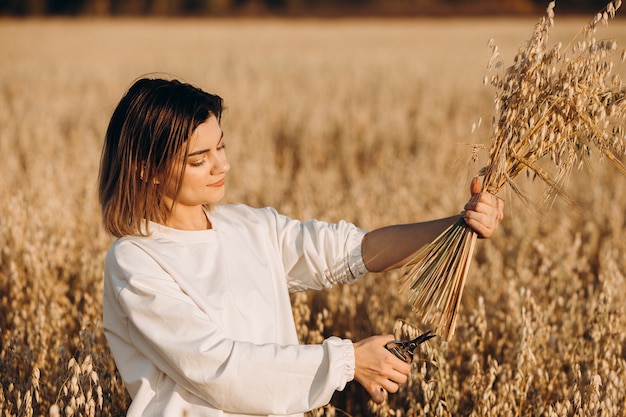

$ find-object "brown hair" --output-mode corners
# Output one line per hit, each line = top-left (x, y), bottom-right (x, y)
(98, 77), (224, 237)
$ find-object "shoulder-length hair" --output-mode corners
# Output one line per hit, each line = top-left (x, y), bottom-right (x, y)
(98, 77), (224, 237)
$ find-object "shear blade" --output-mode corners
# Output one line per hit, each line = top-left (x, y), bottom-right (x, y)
(413, 330), (436, 345)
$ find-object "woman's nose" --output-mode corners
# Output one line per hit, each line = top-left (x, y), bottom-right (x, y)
(211, 154), (230, 175)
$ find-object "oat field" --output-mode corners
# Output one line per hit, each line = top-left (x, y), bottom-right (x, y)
(1, 14), (625, 417)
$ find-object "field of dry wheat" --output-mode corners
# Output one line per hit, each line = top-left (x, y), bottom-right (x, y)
(1, 12), (625, 417)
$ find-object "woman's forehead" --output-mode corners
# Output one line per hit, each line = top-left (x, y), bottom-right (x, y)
(187, 116), (222, 155)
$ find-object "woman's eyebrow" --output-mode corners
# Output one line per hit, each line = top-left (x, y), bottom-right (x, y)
(187, 132), (224, 157)
(187, 148), (210, 157)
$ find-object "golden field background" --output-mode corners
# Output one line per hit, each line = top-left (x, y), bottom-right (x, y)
(1, 14), (625, 416)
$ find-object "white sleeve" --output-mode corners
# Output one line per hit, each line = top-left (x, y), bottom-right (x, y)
(105, 242), (355, 416)
(262, 207), (369, 292)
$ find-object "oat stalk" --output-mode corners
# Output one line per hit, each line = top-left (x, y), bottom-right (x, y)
(400, 0), (626, 341)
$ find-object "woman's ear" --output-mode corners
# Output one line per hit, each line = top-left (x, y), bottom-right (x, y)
(139, 163), (160, 184)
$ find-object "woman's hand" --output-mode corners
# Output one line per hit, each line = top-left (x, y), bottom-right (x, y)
(353, 335), (411, 404)
(461, 177), (504, 238)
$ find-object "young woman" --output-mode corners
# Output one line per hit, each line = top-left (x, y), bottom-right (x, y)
(99, 77), (504, 417)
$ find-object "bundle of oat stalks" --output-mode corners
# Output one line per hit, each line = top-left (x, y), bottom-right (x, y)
(400, 1), (626, 341)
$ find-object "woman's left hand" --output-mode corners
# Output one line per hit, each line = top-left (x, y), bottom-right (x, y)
(461, 177), (504, 239)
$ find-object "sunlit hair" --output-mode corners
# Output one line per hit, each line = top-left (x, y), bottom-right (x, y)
(98, 77), (224, 237)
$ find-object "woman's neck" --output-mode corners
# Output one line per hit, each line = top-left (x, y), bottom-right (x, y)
(165, 206), (211, 230)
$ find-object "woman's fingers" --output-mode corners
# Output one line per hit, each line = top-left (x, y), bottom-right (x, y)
(470, 176), (482, 196)
(463, 191), (504, 238)
(353, 335), (412, 404)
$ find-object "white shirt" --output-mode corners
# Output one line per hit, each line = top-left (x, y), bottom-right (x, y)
(103, 204), (369, 417)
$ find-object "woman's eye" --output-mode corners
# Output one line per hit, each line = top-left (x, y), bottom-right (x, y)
(189, 158), (206, 167)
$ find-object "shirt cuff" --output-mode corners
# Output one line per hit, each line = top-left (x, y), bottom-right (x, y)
(346, 228), (369, 280)
(342, 338), (356, 387)
(325, 337), (355, 391)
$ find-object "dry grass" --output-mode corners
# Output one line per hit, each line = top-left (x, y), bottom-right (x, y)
(399, 1), (626, 342)
(1, 13), (626, 417)
(481, 1), (626, 199)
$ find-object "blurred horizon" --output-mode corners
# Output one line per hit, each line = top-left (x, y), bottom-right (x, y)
(0, 0), (618, 17)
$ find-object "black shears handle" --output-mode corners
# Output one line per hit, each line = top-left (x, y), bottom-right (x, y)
(384, 330), (436, 363)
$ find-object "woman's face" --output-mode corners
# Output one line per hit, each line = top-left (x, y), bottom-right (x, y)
(162, 115), (230, 209)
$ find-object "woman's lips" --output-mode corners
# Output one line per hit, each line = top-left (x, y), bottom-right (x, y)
(209, 178), (225, 187)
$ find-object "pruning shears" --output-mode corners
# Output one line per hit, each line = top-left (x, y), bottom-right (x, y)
(384, 330), (436, 363)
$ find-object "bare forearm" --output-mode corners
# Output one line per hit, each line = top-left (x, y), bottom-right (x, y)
(361, 215), (460, 272)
